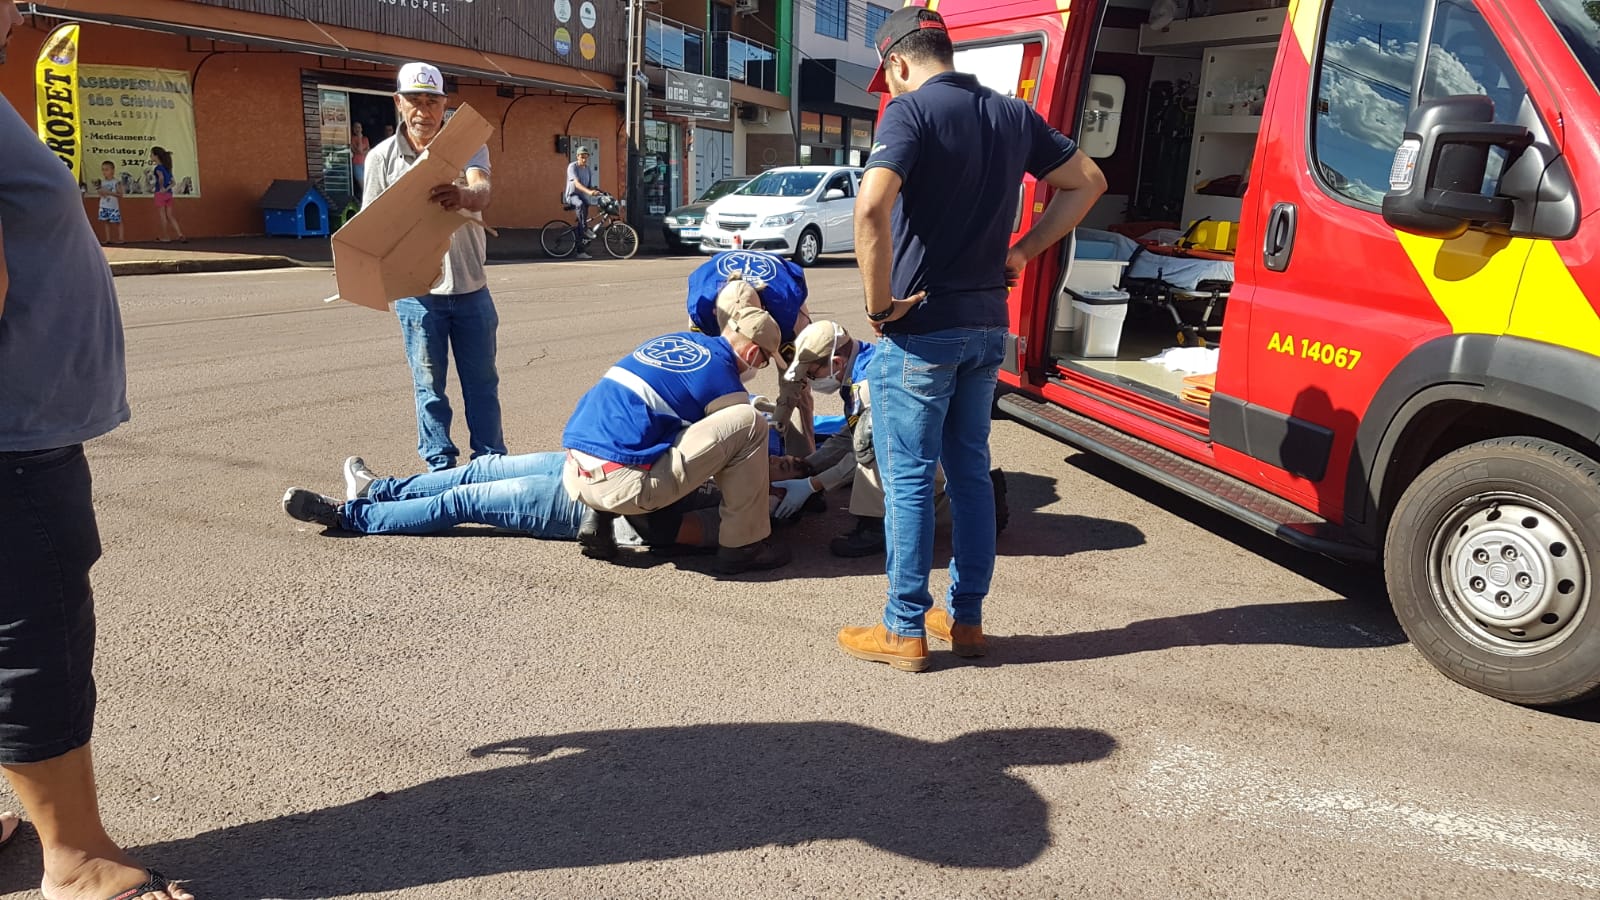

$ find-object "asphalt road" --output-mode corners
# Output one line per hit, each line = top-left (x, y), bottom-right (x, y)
(2, 256), (1597, 900)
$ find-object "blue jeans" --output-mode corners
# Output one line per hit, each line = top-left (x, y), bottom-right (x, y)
(340, 452), (585, 537)
(394, 287), (506, 471)
(870, 326), (1007, 637)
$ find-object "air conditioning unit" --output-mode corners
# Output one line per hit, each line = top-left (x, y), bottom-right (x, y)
(738, 105), (769, 124)
(734, 0), (759, 15)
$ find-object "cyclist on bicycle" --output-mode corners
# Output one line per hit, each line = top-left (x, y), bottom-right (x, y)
(564, 147), (600, 259)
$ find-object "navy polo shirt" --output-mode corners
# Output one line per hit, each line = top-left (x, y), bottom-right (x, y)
(865, 71), (1079, 335)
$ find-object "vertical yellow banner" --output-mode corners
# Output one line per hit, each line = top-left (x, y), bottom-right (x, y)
(35, 23), (82, 186)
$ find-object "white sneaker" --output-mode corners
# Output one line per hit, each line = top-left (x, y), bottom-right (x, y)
(575, 252), (593, 260)
(343, 456), (378, 500)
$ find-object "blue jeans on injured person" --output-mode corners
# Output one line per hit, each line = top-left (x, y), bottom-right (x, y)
(395, 286), (506, 471)
(340, 452), (585, 537)
(870, 325), (1007, 637)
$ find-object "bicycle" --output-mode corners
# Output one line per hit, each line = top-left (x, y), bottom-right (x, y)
(540, 191), (639, 260)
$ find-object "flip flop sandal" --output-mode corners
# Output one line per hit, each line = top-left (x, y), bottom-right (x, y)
(106, 869), (183, 900)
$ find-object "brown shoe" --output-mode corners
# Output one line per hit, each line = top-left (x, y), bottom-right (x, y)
(837, 623), (928, 672)
(716, 538), (792, 574)
(926, 606), (988, 658)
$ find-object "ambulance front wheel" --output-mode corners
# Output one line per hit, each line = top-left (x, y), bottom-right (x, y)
(1385, 436), (1600, 706)
(794, 228), (822, 267)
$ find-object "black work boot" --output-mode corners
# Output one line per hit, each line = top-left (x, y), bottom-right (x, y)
(716, 538), (792, 574)
(991, 468), (1010, 534)
(578, 507), (619, 560)
(830, 515), (886, 558)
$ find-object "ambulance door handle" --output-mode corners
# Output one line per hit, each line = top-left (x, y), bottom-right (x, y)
(1263, 202), (1297, 272)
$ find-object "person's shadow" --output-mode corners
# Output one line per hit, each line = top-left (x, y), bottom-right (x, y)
(124, 723), (1117, 899)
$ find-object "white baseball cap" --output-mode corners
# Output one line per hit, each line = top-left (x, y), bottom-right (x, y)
(396, 62), (446, 96)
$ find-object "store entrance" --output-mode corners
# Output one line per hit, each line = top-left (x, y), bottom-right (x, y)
(318, 85), (396, 218)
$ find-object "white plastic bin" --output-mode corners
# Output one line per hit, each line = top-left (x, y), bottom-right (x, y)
(1067, 289), (1130, 358)
(1055, 258), (1130, 332)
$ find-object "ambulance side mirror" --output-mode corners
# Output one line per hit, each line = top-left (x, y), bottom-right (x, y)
(1382, 95), (1532, 239)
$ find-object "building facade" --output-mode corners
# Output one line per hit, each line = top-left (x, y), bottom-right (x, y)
(2, 0), (630, 240)
(637, 0), (792, 224)
(794, 0), (883, 167)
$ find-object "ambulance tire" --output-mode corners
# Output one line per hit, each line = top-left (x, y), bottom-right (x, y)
(794, 228), (822, 267)
(1385, 436), (1600, 706)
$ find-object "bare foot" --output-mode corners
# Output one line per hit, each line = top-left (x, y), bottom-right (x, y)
(0, 811), (19, 847)
(41, 853), (194, 900)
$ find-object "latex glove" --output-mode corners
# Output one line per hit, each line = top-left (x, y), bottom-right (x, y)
(772, 478), (817, 517)
(748, 394), (776, 414)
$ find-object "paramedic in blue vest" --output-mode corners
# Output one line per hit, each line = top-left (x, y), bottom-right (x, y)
(840, 7), (1106, 671)
(687, 250), (816, 453)
(562, 306), (793, 574)
(776, 321), (1008, 556)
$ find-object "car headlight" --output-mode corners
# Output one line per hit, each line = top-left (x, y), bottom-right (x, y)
(761, 212), (804, 228)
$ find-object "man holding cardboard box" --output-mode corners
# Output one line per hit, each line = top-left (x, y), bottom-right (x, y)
(363, 62), (506, 472)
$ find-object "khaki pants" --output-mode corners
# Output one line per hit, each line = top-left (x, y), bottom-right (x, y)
(564, 404), (771, 549)
(850, 458), (949, 523)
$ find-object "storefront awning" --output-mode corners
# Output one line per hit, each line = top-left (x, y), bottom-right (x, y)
(23, 3), (624, 101)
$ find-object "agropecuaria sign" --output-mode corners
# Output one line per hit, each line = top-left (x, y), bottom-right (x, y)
(182, 0), (624, 74)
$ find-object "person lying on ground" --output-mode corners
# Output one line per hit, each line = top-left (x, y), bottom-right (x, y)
(281, 451), (812, 551)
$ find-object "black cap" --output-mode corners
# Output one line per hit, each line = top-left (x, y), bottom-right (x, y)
(867, 6), (948, 93)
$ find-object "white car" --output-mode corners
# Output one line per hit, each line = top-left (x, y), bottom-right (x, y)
(698, 166), (863, 267)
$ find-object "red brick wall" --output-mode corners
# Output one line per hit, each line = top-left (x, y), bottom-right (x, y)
(1, 19), (625, 238)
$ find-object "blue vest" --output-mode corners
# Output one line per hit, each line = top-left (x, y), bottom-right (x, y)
(563, 332), (746, 466)
(686, 251), (808, 343)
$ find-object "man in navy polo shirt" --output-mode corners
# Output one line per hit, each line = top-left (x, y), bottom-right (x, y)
(562, 305), (793, 575)
(838, 6), (1106, 671)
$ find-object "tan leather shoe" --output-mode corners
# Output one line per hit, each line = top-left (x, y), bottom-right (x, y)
(837, 623), (928, 672)
(926, 606), (987, 658)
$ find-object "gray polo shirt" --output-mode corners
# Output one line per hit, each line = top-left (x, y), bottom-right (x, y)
(0, 101), (129, 452)
(362, 130), (492, 297)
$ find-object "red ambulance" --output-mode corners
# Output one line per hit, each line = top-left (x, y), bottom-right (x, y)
(910, 0), (1600, 705)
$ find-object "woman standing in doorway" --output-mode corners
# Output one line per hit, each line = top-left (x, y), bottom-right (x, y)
(149, 146), (186, 242)
(351, 122), (371, 192)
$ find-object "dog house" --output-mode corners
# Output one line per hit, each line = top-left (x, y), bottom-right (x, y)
(261, 180), (331, 238)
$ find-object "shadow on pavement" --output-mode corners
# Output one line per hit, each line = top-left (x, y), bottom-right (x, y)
(966, 599), (1406, 670)
(125, 723), (1116, 899)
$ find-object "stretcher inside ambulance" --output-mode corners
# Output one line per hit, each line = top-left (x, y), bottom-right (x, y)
(929, 0), (1600, 706)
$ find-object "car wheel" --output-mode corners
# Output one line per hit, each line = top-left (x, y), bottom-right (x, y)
(794, 228), (822, 267)
(1384, 436), (1600, 706)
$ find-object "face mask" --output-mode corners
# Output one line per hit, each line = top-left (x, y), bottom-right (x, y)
(740, 358), (760, 385)
(811, 369), (842, 393)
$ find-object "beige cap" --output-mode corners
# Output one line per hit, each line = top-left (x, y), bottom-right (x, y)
(726, 305), (786, 368)
(784, 320), (848, 383)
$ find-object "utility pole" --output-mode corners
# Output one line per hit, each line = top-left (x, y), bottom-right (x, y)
(623, 0), (646, 229)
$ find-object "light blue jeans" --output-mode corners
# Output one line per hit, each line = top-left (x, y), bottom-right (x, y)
(870, 326), (1007, 637)
(395, 286), (506, 471)
(340, 452), (585, 537)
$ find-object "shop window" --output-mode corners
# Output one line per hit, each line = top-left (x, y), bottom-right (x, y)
(821, 115), (844, 147)
(865, 4), (892, 48)
(816, 0), (849, 41)
(800, 112), (823, 145)
(1309, 0), (1424, 206)
(849, 119), (872, 152)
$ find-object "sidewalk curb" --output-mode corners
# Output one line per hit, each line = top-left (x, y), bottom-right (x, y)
(109, 255), (311, 277)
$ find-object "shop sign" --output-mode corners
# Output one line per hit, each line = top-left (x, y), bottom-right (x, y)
(849, 119), (872, 150)
(663, 70), (730, 120)
(184, 0), (624, 73)
(80, 65), (202, 197)
(821, 115), (843, 146)
(799, 111), (821, 144)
